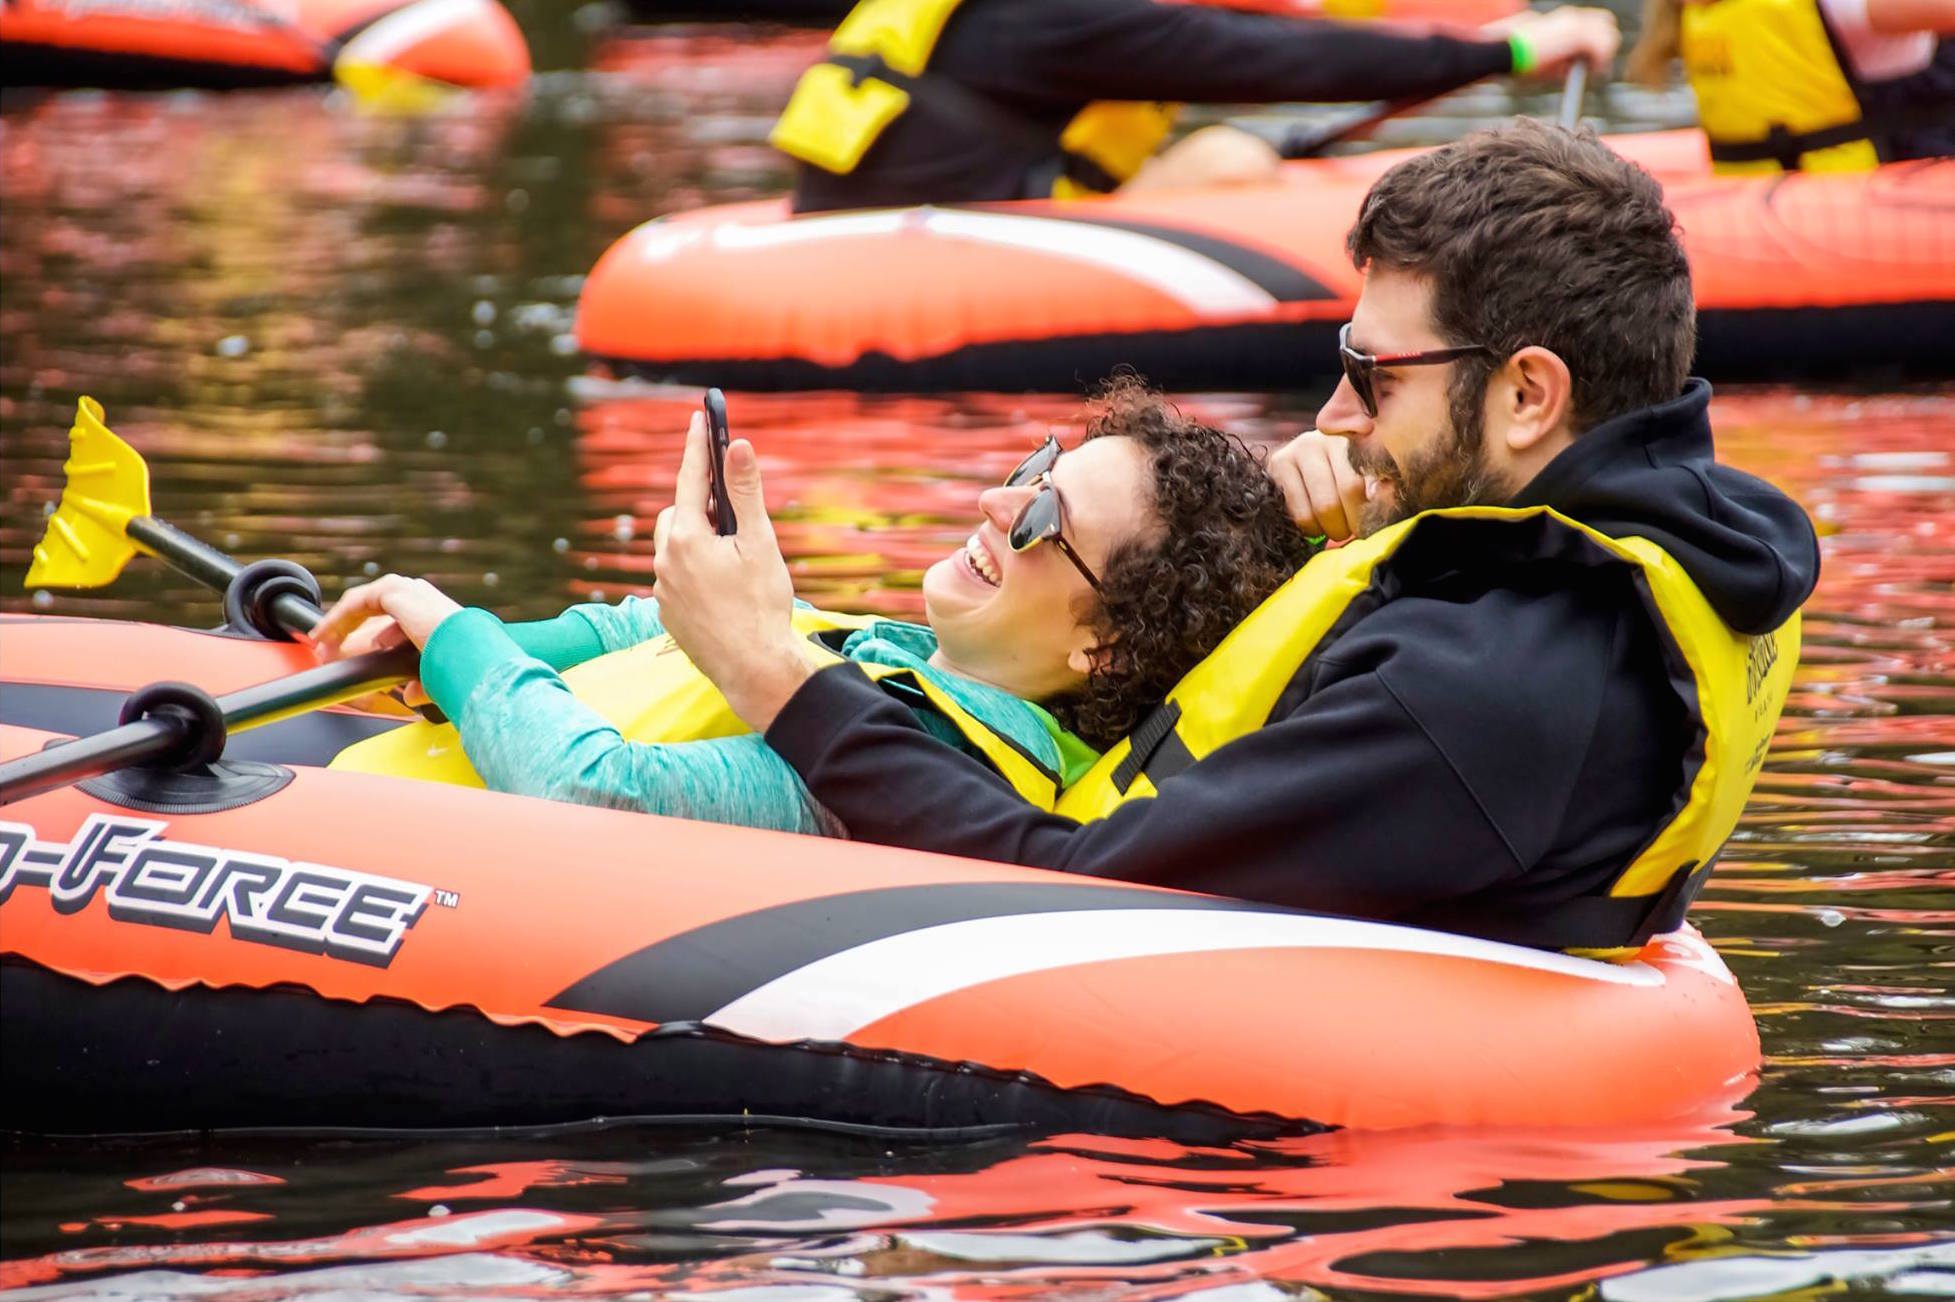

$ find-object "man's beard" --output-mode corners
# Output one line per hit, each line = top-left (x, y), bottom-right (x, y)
(1350, 379), (1512, 534)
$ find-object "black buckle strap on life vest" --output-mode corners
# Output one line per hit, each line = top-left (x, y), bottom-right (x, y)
(1706, 97), (1955, 167)
(1111, 701), (1194, 794)
(1708, 120), (1872, 167)
(826, 53), (1122, 196)
(1024, 143), (1124, 198)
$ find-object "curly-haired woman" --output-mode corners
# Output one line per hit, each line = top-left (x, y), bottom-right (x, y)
(310, 383), (1316, 833)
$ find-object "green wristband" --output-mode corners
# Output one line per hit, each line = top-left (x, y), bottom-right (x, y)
(1509, 31), (1538, 75)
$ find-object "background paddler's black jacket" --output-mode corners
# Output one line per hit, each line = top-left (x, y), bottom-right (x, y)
(792, 0), (1515, 212)
(763, 380), (1822, 944)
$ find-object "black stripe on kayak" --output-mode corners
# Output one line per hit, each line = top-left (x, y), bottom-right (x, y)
(597, 321), (1342, 394)
(0, 683), (402, 769)
(621, 0), (850, 22)
(987, 207), (1335, 305)
(592, 299), (1955, 393)
(2, 958), (1328, 1140)
(547, 881), (1278, 1026)
(0, 43), (324, 90)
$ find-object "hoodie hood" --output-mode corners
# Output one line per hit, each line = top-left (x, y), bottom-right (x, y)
(1509, 379), (1820, 634)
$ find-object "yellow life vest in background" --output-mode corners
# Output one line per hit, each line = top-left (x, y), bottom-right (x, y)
(330, 606), (1070, 811)
(1681, 0), (1880, 173)
(769, 0), (1178, 196)
(1056, 506), (1802, 957)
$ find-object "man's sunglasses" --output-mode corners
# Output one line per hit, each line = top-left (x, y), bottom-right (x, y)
(1339, 323), (1493, 419)
(1004, 436), (1101, 591)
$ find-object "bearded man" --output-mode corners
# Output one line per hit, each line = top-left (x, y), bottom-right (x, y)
(649, 120), (1820, 954)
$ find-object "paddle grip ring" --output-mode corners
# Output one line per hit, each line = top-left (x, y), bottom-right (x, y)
(119, 681), (228, 772)
(223, 559), (324, 641)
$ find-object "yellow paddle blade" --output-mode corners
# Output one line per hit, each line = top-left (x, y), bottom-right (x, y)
(332, 59), (457, 115)
(24, 397), (153, 590)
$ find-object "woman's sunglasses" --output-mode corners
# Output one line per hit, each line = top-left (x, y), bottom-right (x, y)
(1004, 436), (1101, 591)
(1338, 323), (1492, 419)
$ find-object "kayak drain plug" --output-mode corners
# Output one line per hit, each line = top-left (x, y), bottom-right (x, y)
(118, 681), (229, 772)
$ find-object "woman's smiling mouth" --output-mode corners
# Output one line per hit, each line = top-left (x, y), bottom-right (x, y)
(963, 532), (1002, 587)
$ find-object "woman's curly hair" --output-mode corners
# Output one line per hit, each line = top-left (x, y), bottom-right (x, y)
(1044, 378), (1319, 750)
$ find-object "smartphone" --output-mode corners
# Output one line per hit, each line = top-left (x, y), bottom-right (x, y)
(702, 387), (736, 537)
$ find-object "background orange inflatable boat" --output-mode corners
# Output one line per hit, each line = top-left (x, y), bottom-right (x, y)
(0, 0), (530, 89)
(577, 132), (1955, 391)
(1, 614), (1761, 1138)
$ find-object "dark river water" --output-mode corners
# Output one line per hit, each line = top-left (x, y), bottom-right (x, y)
(2, 3), (1951, 1297)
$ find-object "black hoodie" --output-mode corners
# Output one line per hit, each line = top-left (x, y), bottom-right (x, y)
(763, 380), (1821, 946)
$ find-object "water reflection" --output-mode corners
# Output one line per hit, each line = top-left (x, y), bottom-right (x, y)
(5, 1113), (1951, 1297)
(2, 5), (1952, 1297)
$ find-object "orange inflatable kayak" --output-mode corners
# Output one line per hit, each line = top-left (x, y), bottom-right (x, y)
(0, 0), (529, 89)
(0, 613), (1760, 1138)
(577, 131), (1955, 390)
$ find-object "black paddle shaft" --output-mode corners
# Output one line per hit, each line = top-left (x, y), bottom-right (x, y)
(1278, 95), (1429, 160)
(0, 645), (417, 807)
(120, 516), (449, 726)
(1281, 57), (1594, 160)
(127, 515), (324, 638)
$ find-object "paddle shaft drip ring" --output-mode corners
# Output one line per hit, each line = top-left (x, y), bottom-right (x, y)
(118, 681), (228, 772)
(223, 559), (324, 641)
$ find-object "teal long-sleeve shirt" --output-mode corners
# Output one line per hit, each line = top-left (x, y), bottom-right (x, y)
(416, 596), (1090, 835)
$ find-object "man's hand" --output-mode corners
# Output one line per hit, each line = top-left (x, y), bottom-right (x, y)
(653, 411), (814, 731)
(1267, 429), (1372, 542)
(1497, 6), (1621, 73)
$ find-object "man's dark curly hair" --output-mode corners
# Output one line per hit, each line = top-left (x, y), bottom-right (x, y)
(1043, 378), (1319, 750)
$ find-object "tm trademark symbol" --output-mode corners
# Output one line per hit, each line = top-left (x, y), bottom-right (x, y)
(434, 890), (460, 909)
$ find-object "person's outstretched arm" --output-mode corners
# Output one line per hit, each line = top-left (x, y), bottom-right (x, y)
(939, 0), (1613, 108)
(1859, 0), (1955, 34)
(422, 608), (832, 834)
(503, 593), (667, 671)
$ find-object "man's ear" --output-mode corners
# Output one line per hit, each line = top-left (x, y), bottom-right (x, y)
(1496, 346), (1575, 453)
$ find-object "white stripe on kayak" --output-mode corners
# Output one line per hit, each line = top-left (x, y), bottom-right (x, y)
(926, 210), (1278, 316)
(704, 908), (1665, 1044)
(680, 208), (1278, 319)
(335, 0), (490, 66)
(709, 211), (912, 248)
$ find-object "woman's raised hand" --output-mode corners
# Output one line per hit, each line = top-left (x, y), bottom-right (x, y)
(308, 573), (463, 660)
(651, 411), (813, 731)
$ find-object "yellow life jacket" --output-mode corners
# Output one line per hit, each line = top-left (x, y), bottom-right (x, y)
(769, 0), (1179, 197)
(1681, 0), (1881, 173)
(330, 606), (1074, 811)
(1056, 506), (1802, 957)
